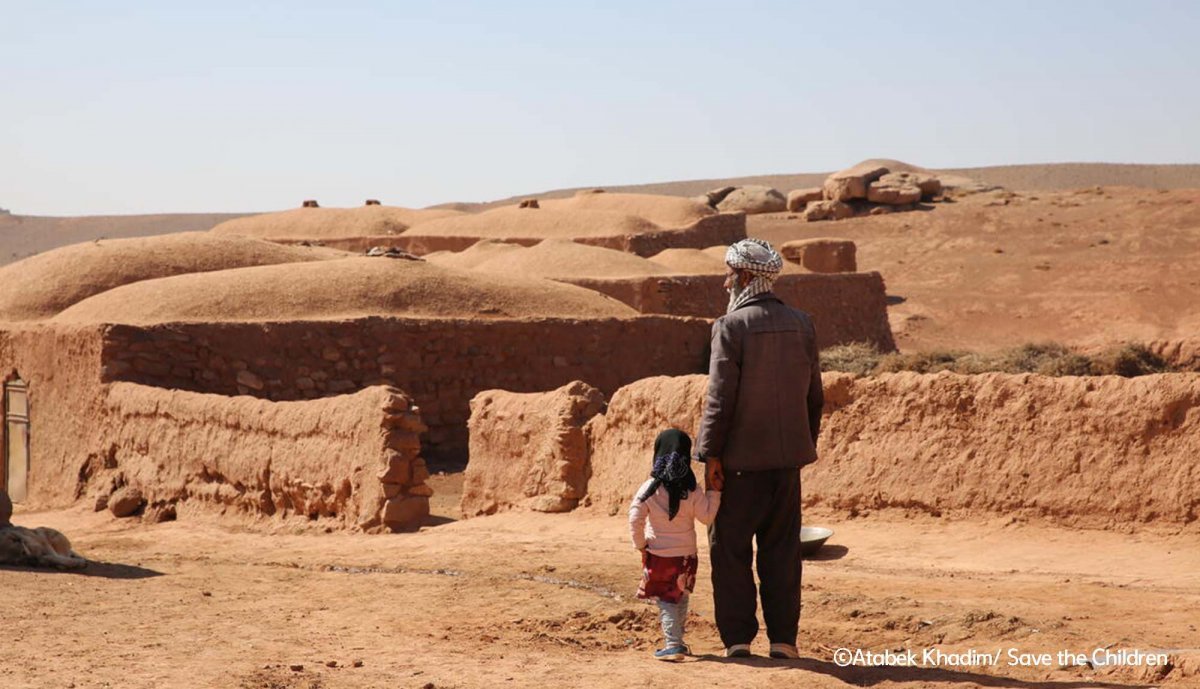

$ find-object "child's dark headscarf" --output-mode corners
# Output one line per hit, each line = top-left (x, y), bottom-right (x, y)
(636, 428), (697, 520)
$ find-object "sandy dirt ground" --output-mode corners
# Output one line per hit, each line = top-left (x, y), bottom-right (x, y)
(750, 187), (1200, 352)
(4, 473), (1198, 689)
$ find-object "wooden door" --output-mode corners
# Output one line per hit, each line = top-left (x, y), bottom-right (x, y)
(4, 378), (29, 502)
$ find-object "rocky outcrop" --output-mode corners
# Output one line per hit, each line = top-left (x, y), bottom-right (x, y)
(786, 188), (824, 212)
(780, 238), (857, 273)
(804, 161), (951, 222)
(461, 381), (605, 515)
(866, 177), (922, 205)
(715, 186), (787, 215)
(823, 164), (890, 202)
(801, 200), (855, 222)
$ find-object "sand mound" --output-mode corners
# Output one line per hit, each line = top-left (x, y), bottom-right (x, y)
(210, 206), (463, 240)
(468, 239), (671, 279)
(406, 193), (717, 241)
(51, 257), (638, 325)
(851, 158), (931, 174)
(0, 232), (349, 321)
(539, 192), (716, 227)
(422, 240), (525, 270)
(401, 205), (663, 239)
(645, 248), (728, 274)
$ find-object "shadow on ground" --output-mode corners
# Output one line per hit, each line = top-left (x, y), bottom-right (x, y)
(0, 560), (164, 579)
(700, 655), (1150, 689)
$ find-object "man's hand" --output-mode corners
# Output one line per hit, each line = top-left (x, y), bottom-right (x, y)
(705, 457), (724, 491)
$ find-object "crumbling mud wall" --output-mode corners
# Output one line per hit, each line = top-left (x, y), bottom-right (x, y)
(812, 371), (1200, 527)
(99, 316), (713, 465)
(561, 272), (895, 351)
(461, 381), (604, 516)
(583, 376), (708, 515)
(1150, 338), (1200, 371)
(91, 384), (430, 531)
(585, 372), (1200, 528)
(0, 324), (430, 530)
(0, 324), (108, 508)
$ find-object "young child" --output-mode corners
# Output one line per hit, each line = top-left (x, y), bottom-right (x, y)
(628, 428), (722, 661)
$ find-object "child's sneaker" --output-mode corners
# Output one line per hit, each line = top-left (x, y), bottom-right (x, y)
(654, 645), (687, 661)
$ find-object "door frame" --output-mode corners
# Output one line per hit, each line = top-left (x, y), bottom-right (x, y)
(3, 373), (30, 502)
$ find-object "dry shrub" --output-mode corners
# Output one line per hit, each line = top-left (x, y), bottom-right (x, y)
(993, 342), (1093, 375)
(1089, 344), (1170, 377)
(819, 342), (1171, 378)
(875, 349), (968, 374)
(820, 342), (882, 377)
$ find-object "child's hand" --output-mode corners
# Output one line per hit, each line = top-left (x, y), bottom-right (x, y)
(706, 457), (724, 491)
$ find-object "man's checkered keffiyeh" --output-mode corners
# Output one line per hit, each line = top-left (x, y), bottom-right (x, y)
(725, 238), (783, 312)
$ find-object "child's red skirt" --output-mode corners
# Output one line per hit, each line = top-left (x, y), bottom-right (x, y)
(637, 552), (698, 604)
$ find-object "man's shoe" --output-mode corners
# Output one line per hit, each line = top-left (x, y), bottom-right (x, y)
(769, 643), (800, 659)
(654, 646), (687, 661)
(725, 644), (752, 658)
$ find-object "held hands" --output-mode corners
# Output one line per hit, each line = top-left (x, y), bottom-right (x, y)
(705, 457), (725, 491)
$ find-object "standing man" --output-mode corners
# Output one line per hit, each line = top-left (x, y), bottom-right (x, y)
(696, 237), (824, 659)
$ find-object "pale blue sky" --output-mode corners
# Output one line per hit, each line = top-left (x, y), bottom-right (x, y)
(3, 1), (1198, 215)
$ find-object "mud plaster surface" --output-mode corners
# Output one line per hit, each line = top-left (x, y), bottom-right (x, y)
(3, 485), (1198, 689)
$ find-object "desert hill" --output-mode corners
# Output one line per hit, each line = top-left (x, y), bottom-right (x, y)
(7, 164), (1200, 267)
(470, 162), (1200, 210)
(747, 185), (1200, 351)
(0, 211), (248, 264)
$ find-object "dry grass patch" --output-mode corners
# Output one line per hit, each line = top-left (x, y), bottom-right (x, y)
(822, 342), (1172, 377)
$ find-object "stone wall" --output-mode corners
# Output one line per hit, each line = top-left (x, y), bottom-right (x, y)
(562, 272), (895, 351)
(100, 316), (713, 466)
(273, 212), (747, 258)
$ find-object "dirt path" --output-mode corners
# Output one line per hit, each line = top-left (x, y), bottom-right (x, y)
(4, 479), (1198, 688)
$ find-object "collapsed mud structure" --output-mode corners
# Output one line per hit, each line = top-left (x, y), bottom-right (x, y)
(791, 160), (948, 221)
(0, 192), (901, 531)
(425, 238), (893, 348)
(216, 192), (746, 257)
(462, 372), (1200, 531)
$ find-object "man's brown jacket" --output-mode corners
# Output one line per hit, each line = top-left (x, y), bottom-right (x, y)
(696, 292), (823, 471)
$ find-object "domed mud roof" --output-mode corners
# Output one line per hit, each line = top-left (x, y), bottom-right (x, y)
(467, 239), (670, 279)
(210, 205), (463, 240)
(51, 256), (638, 325)
(0, 232), (349, 321)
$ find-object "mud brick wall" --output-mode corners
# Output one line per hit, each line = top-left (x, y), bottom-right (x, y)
(100, 316), (713, 465)
(587, 371), (1200, 529)
(94, 383), (430, 531)
(562, 271), (896, 351)
(0, 324), (108, 508)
